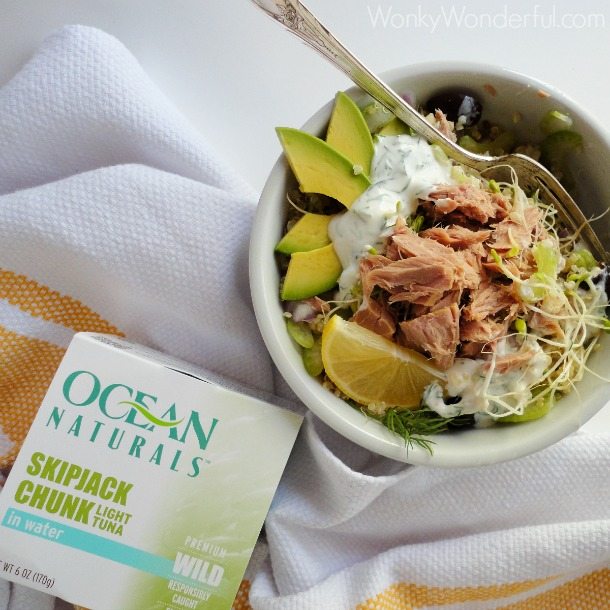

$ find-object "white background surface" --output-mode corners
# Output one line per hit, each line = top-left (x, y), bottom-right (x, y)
(0, 0), (608, 430)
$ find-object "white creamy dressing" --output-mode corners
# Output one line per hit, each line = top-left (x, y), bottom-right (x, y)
(329, 134), (455, 295)
(423, 337), (552, 420)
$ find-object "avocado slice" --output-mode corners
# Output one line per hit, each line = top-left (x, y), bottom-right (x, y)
(276, 127), (370, 208)
(378, 117), (411, 136)
(281, 243), (342, 300)
(326, 92), (374, 176)
(275, 212), (335, 254)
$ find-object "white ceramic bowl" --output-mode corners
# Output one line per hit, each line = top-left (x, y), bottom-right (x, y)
(249, 61), (610, 467)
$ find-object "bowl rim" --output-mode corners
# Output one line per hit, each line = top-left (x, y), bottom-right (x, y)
(249, 61), (610, 467)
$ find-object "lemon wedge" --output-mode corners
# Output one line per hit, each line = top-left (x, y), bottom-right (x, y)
(321, 315), (443, 410)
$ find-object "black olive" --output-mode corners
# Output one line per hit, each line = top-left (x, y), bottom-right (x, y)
(424, 89), (482, 127)
(448, 414), (476, 429)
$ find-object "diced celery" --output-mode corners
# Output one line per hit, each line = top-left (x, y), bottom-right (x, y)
(302, 337), (324, 376)
(488, 131), (516, 155)
(430, 144), (448, 163)
(533, 241), (560, 277)
(566, 248), (597, 271)
(378, 117), (411, 136)
(540, 130), (583, 170)
(286, 318), (315, 349)
(450, 165), (479, 186)
(499, 394), (552, 423)
(361, 101), (394, 133)
(458, 135), (485, 154)
(451, 165), (468, 183)
(540, 110), (573, 135)
(458, 131), (515, 155)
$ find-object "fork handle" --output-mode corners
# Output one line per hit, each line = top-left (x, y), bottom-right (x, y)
(252, 0), (471, 159)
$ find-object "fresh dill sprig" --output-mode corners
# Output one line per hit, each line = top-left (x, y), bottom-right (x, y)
(374, 407), (474, 455)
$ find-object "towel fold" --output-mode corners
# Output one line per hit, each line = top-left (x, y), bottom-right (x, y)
(0, 25), (608, 610)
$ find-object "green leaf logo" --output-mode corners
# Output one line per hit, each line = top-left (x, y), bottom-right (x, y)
(119, 401), (184, 427)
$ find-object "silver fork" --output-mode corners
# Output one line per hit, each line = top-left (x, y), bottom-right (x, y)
(251, 0), (608, 263)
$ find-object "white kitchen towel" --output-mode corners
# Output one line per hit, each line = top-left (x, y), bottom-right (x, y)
(0, 23), (278, 610)
(0, 25), (608, 610)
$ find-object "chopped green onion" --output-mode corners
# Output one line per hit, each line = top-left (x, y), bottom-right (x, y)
(514, 318), (527, 335)
(490, 249), (503, 265)
(409, 214), (425, 233)
(488, 179), (501, 193)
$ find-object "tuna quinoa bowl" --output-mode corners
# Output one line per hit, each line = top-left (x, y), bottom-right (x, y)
(249, 63), (610, 466)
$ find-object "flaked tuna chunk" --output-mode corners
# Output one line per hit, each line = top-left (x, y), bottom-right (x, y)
(359, 254), (392, 298)
(367, 257), (455, 306)
(399, 303), (460, 370)
(482, 256), (523, 278)
(409, 303), (431, 318)
(489, 206), (543, 253)
(353, 298), (396, 340)
(463, 281), (520, 322)
(419, 202), (482, 230)
(433, 110), (457, 143)
(386, 228), (482, 291)
(432, 289), (462, 310)
(457, 250), (485, 290)
(386, 227), (458, 260)
(408, 289), (461, 317)
(424, 184), (511, 224)
(460, 318), (509, 345)
(421, 225), (492, 251)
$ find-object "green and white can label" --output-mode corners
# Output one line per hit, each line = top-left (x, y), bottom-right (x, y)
(0, 333), (302, 610)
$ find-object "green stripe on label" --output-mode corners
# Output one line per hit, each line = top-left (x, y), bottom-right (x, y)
(1, 508), (195, 587)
